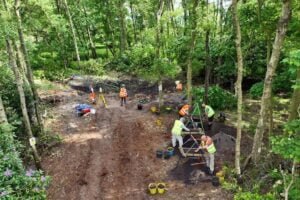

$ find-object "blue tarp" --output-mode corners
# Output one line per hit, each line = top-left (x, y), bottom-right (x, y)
(75, 104), (92, 113)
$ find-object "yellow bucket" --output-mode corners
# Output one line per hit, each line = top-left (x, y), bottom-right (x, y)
(148, 183), (157, 195)
(216, 170), (224, 178)
(219, 176), (225, 184)
(157, 183), (166, 194)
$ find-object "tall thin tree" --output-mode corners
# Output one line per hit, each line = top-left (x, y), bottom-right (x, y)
(0, 95), (8, 124)
(156, 0), (164, 108)
(232, 0), (244, 175)
(63, 0), (81, 62)
(6, 39), (41, 169)
(186, 0), (200, 105)
(14, 0), (44, 134)
(250, 0), (292, 164)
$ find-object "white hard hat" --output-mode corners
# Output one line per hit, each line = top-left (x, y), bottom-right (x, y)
(90, 109), (96, 114)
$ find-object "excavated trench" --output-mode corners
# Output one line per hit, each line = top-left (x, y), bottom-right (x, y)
(42, 86), (240, 200)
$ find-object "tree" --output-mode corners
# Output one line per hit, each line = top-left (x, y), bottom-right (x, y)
(232, 0), (244, 175)
(14, 0), (44, 134)
(6, 39), (41, 169)
(0, 95), (7, 124)
(285, 50), (300, 121)
(118, 0), (127, 55)
(186, 0), (200, 105)
(63, 0), (80, 62)
(250, 0), (292, 164)
(156, 0), (164, 108)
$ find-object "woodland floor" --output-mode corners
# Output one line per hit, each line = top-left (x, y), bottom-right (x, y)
(39, 79), (288, 200)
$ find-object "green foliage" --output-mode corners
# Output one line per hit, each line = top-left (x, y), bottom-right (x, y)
(282, 49), (300, 89)
(249, 82), (264, 99)
(128, 43), (155, 74)
(272, 70), (295, 93)
(0, 124), (50, 199)
(234, 192), (275, 200)
(72, 59), (105, 76)
(271, 119), (300, 161)
(270, 169), (300, 200)
(192, 86), (237, 110)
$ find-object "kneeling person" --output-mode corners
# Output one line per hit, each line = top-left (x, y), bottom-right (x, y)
(171, 117), (190, 157)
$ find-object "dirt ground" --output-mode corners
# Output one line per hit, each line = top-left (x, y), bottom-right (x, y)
(42, 88), (235, 200)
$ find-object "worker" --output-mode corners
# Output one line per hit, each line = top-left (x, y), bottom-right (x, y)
(175, 81), (183, 92)
(119, 84), (128, 106)
(89, 84), (96, 104)
(179, 104), (190, 117)
(171, 117), (190, 157)
(202, 103), (215, 129)
(195, 135), (216, 175)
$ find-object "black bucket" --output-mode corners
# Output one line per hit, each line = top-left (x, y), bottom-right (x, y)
(163, 151), (171, 159)
(212, 176), (220, 187)
(137, 104), (143, 110)
(156, 150), (163, 158)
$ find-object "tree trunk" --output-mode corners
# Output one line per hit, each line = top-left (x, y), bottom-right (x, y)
(204, 30), (211, 104)
(0, 95), (8, 124)
(250, 0), (291, 164)
(288, 69), (300, 121)
(86, 26), (97, 59)
(129, 1), (138, 43)
(63, 0), (80, 62)
(119, 0), (127, 55)
(186, 0), (199, 105)
(14, 0), (44, 134)
(6, 39), (41, 169)
(156, 0), (164, 109)
(182, 0), (188, 35)
(81, 5), (97, 59)
(232, 0), (243, 175)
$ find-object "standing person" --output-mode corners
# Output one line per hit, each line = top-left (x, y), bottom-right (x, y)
(89, 84), (96, 104)
(171, 117), (190, 157)
(179, 104), (190, 117)
(195, 135), (216, 175)
(202, 103), (215, 129)
(119, 84), (128, 106)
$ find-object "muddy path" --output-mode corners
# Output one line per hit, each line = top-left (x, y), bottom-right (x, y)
(42, 89), (233, 200)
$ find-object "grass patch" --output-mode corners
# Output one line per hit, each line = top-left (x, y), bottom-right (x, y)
(34, 79), (67, 91)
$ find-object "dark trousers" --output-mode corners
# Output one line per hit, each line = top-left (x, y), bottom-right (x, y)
(208, 114), (214, 129)
(120, 97), (126, 106)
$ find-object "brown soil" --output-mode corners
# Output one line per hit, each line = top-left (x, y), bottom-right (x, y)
(42, 89), (234, 200)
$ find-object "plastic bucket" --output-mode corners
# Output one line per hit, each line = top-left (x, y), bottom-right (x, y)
(216, 170), (224, 178)
(212, 176), (220, 187)
(163, 151), (170, 159)
(156, 150), (163, 158)
(137, 104), (143, 110)
(167, 147), (174, 156)
(219, 176), (225, 184)
(148, 183), (157, 195)
(157, 183), (166, 194)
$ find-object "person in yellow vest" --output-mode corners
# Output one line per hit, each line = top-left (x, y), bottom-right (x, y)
(195, 135), (216, 175)
(119, 84), (128, 106)
(175, 81), (183, 92)
(202, 103), (215, 129)
(179, 104), (190, 117)
(171, 117), (190, 157)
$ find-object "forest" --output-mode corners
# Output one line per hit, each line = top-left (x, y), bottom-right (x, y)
(0, 0), (299, 199)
